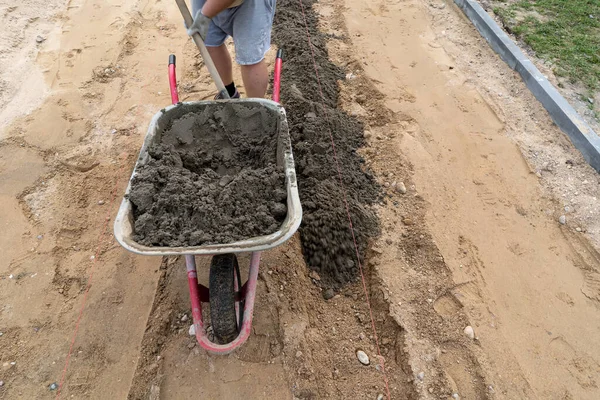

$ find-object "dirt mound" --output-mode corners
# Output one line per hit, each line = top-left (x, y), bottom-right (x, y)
(129, 103), (287, 246)
(272, 0), (380, 288)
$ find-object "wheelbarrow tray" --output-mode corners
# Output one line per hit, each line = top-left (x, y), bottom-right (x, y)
(113, 98), (302, 256)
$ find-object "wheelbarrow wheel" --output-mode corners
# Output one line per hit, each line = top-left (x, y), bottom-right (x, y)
(209, 254), (241, 344)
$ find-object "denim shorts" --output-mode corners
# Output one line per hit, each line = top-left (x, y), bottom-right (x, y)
(192, 0), (276, 65)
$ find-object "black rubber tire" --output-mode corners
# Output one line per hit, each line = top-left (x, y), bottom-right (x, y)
(209, 254), (240, 344)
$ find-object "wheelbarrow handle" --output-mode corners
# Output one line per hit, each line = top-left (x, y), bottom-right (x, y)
(168, 55), (180, 104)
(175, 0), (229, 99)
(273, 49), (283, 103)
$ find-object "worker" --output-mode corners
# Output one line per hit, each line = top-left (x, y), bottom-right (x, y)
(190, 0), (276, 99)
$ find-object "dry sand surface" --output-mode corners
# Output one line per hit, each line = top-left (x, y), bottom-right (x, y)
(1, 0), (599, 399)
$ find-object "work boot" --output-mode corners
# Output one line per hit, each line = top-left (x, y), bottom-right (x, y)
(214, 89), (240, 100)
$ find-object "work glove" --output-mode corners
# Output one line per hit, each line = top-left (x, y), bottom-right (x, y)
(186, 10), (211, 41)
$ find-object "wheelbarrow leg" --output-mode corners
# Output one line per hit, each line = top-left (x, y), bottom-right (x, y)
(185, 255), (205, 335)
(185, 252), (261, 354)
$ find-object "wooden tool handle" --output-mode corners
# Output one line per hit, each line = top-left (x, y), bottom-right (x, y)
(175, 0), (229, 99)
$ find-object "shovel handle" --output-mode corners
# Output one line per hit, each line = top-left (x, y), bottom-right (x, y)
(175, 0), (229, 99)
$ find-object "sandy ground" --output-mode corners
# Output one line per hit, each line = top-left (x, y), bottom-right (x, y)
(1, 0), (599, 399)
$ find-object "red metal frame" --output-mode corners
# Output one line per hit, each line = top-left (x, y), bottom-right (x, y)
(168, 53), (283, 354)
(185, 253), (260, 354)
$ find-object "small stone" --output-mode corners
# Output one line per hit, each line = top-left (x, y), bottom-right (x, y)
(181, 314), (188, 322)
(0, 332), (3, 336)
(417, 371), (425, 381)
(429, 387), (434, 393)
(588, 98), (594, 104)
(10, 362), (16, 366)
(386, 238), (393, 245)
(452, 394), (459, 399)
(37, 234), (43, 240)
(58, 288), (64, 294)
(98, 200), (105, 205)
(187, 342), (196, 349)
(564, 205), (572, 213)
(36, 35), (45, 43)
(323, 288), (335, 300)
(576, 227), (582, 232)
(295, 351), (303, 358)
(111, 129), (118, 134)
(384, 182), (390, 188)
(9, 274), (13, 279)
(371, 246), (384, 254)
(308, 270), (321, 281)
(0, 380), (4, 387)
(464, 325), (475, 340)
(396, 182), (407, 194)
(188, 324), (196, 336)
(559, 215), (567, 225)
(356, 350), (370, 365)
(377, 394), (384, 400)
(402, 217), (414, 226)
(219, 175), (233, 187)
(49, 383), (58, 391)
(359, 332), (366, 340)
(305, 112), (317, 120)
(488, 385), (494, 393)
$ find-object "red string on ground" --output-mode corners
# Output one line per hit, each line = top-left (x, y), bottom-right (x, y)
(55, 156), (128, 400)
(295, 0), (392, 398)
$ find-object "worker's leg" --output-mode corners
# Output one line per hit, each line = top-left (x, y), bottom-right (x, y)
(241, 60), (268, 98)
(232, 0), (276, 98)
(207, 44), (233, 86)
(192, 0), (239, 97)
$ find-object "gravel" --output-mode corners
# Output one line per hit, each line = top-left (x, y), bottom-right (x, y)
(396, 182), (407, 194)
(464, 325), (475, 339)
(559, 215), (567, 225)
(323, 288), (335, 300)
(356, 350), (370, 365)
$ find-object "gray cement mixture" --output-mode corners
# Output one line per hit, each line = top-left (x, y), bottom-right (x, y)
(129, 103), (287, 247)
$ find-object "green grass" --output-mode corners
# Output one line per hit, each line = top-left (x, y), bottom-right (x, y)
(493, 0), (600, 91)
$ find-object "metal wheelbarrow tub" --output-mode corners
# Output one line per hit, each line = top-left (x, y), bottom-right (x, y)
(113, 98), (302, 255)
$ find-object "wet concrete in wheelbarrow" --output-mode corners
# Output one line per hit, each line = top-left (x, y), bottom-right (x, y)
(129, 103), (287, 247)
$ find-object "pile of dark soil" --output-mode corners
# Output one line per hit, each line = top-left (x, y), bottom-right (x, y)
(128, 103), (287, 247)
(272, 0), (380, 287)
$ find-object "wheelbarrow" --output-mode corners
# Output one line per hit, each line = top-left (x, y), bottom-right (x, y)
(113, 12), (300, 351)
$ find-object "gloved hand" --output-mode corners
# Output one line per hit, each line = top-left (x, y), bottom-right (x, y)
(186, 10), (211, 41)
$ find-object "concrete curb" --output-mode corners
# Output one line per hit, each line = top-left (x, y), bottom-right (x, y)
(454, 0), (600, 173)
